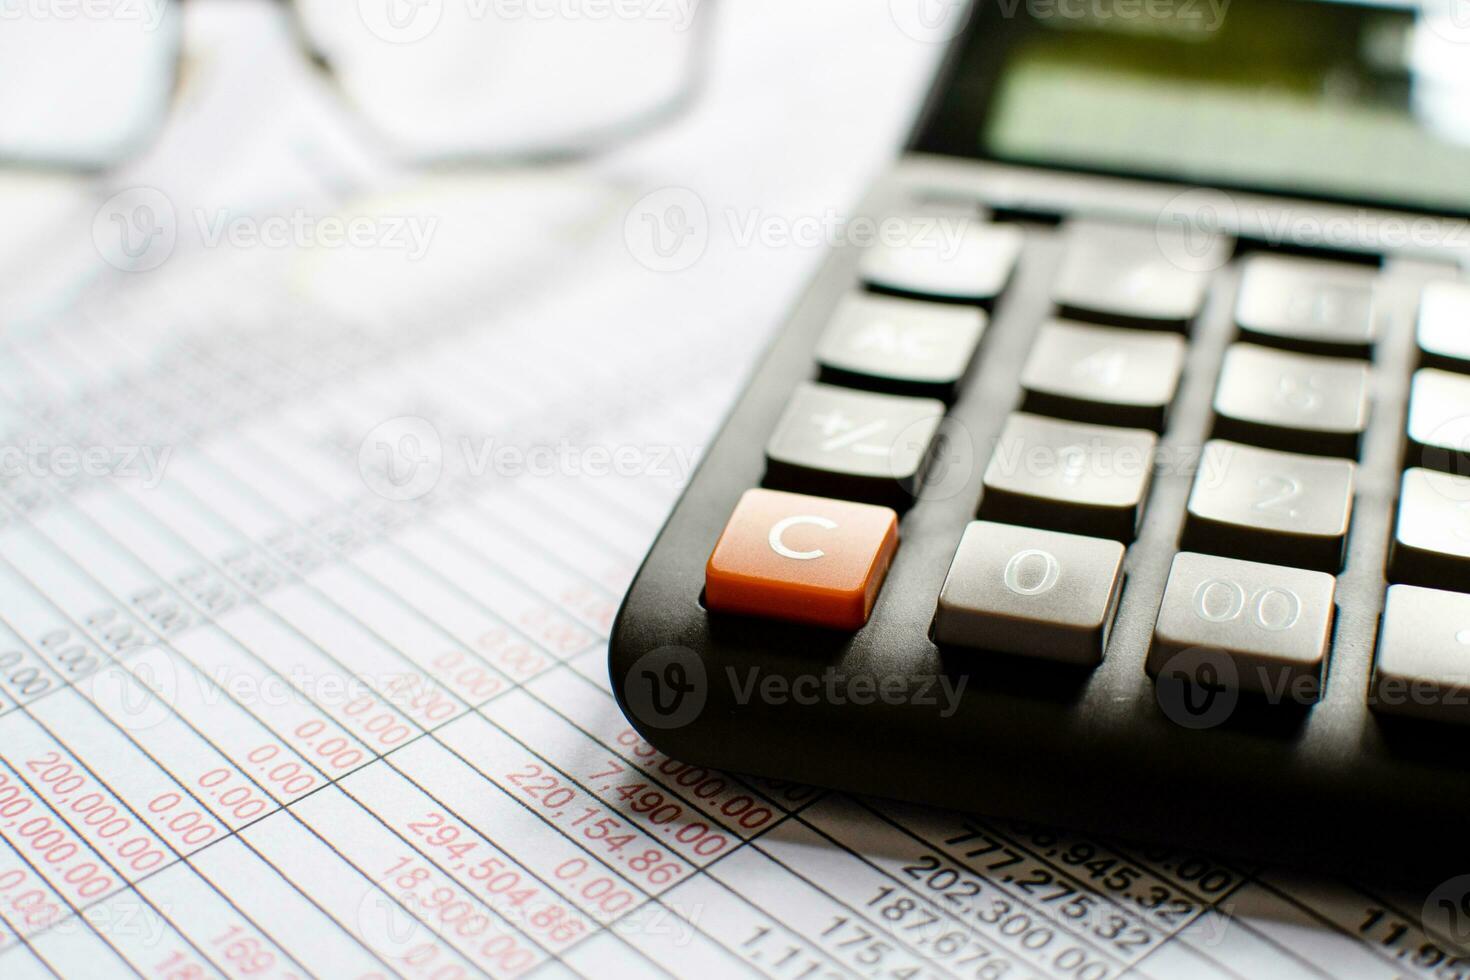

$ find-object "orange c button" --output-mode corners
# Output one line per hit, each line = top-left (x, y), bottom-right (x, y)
(705, 489), (900, 630)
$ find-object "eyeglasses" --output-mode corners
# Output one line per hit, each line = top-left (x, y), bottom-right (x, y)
(0, 0), (712, 170)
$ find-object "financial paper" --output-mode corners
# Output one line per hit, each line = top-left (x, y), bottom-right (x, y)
(0, 2), (1463, 977)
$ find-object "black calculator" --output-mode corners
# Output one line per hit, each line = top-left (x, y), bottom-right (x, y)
(611, 0), (1470, 882)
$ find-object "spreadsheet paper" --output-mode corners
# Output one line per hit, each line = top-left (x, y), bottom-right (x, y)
(0, 253), (1459, 980)
(0, 2), (1464, 977)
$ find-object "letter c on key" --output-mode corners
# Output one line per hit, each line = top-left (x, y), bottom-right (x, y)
(769, 515), (837, 561)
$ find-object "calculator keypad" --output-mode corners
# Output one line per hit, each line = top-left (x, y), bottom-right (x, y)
(1052, 218), (1224, 329)
(1148, 552), (1334, 699)
(815, 293), (985, 399)
(860, 220), (1021, 303)
(765, 382), (945, 504)
(712, 199), (1470, 728)
(1371, 585), (1470, 724)
(1212, 343), (1370, 458)
(933, 521), (1124, 666)
(1406, 368), (1470, 475)
(1389, 468), (1470, 593)
(1019, 320), (1186, 432)
(1418, 281), (1470, 373)
(1183, 441), (1355, 573)
(1235, 255), (1380, 356)
(979, 413), (1157, 542)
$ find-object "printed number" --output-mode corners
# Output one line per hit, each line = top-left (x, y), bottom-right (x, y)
(1274, 372), (1324, 413)
(1253, 474), (1300, 519)
(1003, 550), (1060, 597)
(1193, 579), (1300, 632)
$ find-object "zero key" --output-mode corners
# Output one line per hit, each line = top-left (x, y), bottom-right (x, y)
(705, 488), (899, 630)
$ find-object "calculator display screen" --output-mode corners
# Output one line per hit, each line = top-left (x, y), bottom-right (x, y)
(916, 0), (1470, 213)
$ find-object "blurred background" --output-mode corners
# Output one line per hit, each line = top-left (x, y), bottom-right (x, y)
(0, 0), (955, 481)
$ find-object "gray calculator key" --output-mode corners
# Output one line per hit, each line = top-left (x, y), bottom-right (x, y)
(1020, 320), (1186, 431)
(1212, 343), (1370, 458)
(1418, 281), (1470, 373)
(1235, 255), (1379, 356)
(1052, 218), (1225, 329)
(980, 413), (1157, 542)
(933, 521), (1124, 666)
(816, 293), (985, 399)
(1371, 585), (1470, 724)
(1406, 368), (1470, 475)
(1148, 552), (1334, 700)
(1183, 441), (1355, 572)
(860, 220), (1022, 303)
(765, 382), (944, 505)
(1389, 468), (1470, 593)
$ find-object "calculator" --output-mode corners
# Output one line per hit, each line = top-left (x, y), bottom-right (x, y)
(610, 0), (1470, 882)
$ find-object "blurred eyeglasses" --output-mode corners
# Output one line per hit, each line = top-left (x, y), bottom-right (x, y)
(0, 0), (711, 169)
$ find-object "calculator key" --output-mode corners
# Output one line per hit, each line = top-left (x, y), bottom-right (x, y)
(1019, 320), (1186, 432)
(705, 488), (898, 630)
(1371, 585), (1470, 724)
(979, 413), (1157, 542)
(860, 220), (1021, 303)
(1212, 343), (1369, 458)
(1147, 552), (1334, 700)
(765, 382), (945, 505)
(1052, 218), (1225, 329)
(1418, 281), (1470, 373)
(932, 521), (1124, 666)
(1235, 255), (1379, 356)
(1406, 368), (1470, 476)
(1183, 441), (1355, 573)
(1389, 468), (1470, 593)
(815, 293), (985, 399)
